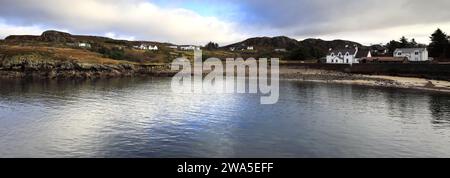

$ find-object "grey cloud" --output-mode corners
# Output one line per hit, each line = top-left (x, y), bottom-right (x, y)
(231, 0), (450, 36)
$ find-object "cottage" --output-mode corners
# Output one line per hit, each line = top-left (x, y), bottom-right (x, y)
(78, 42), (91, 48)
(326, 47), (371, 64)
(180, 45), (201, 51)
(148, 45), (158, 51)
(393, 48), (429, 61)
(134, 44), (158, 51)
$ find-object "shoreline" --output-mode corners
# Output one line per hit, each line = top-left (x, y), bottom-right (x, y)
(1, 64), (450, 94)
(279, 68), (450, 93)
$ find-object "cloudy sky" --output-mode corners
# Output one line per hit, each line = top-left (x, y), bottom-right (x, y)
(1, 0), (450, 45)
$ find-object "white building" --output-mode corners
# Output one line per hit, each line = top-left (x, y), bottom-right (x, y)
(326, 47), (371, 64)
(135, 44), (158, 51)
(180, 45), (201, 51)
(148, 45), (158, 51)
(247, 46), (254, 50)
(78, 42), (91, 48)
(274, 48), (287, 52)
(394, 48), (429, 61)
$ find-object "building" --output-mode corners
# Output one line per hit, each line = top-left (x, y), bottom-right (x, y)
(148, 45), (158, 51)
(168, 45), (178, 49)
(326, 47), (371, 64)
(78, 42), (91, 48)
(180, 45), (201, 51)
(394, 48), (429, 61)
(247, 46), (254, 50)
(134, 44), (158, 51)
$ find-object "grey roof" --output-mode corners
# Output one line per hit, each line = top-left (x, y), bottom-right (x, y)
(355, 49), (371, 58)
(329, 48), (370, 58)
(394, 48), (427, 53)
(329, 48), (356, 55)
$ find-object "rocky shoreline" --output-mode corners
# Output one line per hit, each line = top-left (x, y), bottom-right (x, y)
(279, 68), (450, 93)
(2, 60), (450, 94)
(0, 57), (174, 79)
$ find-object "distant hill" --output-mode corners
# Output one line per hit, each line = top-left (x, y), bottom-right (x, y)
(225, 36), (300, 49)
(4, 30), (171, 46)
(223, 36), (368, 60)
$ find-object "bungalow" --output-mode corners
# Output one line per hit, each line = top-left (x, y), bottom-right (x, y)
(134, 44), (158, 51)
(326, 47), (371, 64)
(148, 45), (158, 51)
(394, 48), (429, 61)
(78, 42), (91, 48)
(180, 45), (201, 51)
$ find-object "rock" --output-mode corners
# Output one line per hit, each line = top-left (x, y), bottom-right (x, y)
(40, 30), (75, 43)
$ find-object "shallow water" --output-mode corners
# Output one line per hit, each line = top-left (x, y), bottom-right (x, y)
(0, 77), (450, 157)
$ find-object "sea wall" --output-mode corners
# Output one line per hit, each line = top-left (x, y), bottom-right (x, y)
(282, 63), (450, 81)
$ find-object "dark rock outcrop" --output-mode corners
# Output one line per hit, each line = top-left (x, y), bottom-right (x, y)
(40, 30), (75, 43)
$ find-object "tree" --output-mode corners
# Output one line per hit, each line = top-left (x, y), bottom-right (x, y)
(386, 40), (401, 55)
(205, 41), (219, 50)
(428, 28), (449, 58)
(288, 46), (312, 60)
(410, 38), (418, 47)
(400, 36), (410, 47)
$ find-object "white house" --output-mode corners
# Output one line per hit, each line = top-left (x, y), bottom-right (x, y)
(247, 46), (254, 50)
(326, 47), (371, 64)
(180, 45), (201, 51)
(134, 44), (158, 51)
(148, 45), (158, 51)
(394, 48), (429, 61)
(274, 48), (287, 52)
(78, 42), (91, 48)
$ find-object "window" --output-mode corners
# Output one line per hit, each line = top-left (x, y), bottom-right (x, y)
(397, 52), (402, 56)
(345, 53), (349, 56)
(346, 59), (349, 63)
(415, 51), (419, 55)
(331, 53), (334, 57)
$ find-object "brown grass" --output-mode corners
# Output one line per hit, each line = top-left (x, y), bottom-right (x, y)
(0, 45), (134, 65)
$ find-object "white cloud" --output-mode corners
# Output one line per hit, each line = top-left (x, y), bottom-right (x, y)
(0, 22), (44, 39)
(0, 0), (245, 45)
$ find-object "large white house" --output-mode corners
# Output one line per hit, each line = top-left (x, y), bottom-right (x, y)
(394, 48), (429, 61)
(326, 47), (371, 64)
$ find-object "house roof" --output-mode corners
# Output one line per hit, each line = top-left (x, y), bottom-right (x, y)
(355, 49), (371, 58)
(329, 48), (356, 55)
(394, 48), (427, 53)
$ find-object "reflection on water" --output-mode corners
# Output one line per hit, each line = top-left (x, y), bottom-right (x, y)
(1, 78), (450, 158)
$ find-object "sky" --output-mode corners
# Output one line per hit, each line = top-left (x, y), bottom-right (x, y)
(0, 0), (450, 45)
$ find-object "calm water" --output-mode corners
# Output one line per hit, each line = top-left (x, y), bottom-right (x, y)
(0, 77), (450, 158)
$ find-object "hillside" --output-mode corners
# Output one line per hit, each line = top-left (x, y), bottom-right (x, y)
(225, 36), (300, 49)
(222, 36), (368, 60)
